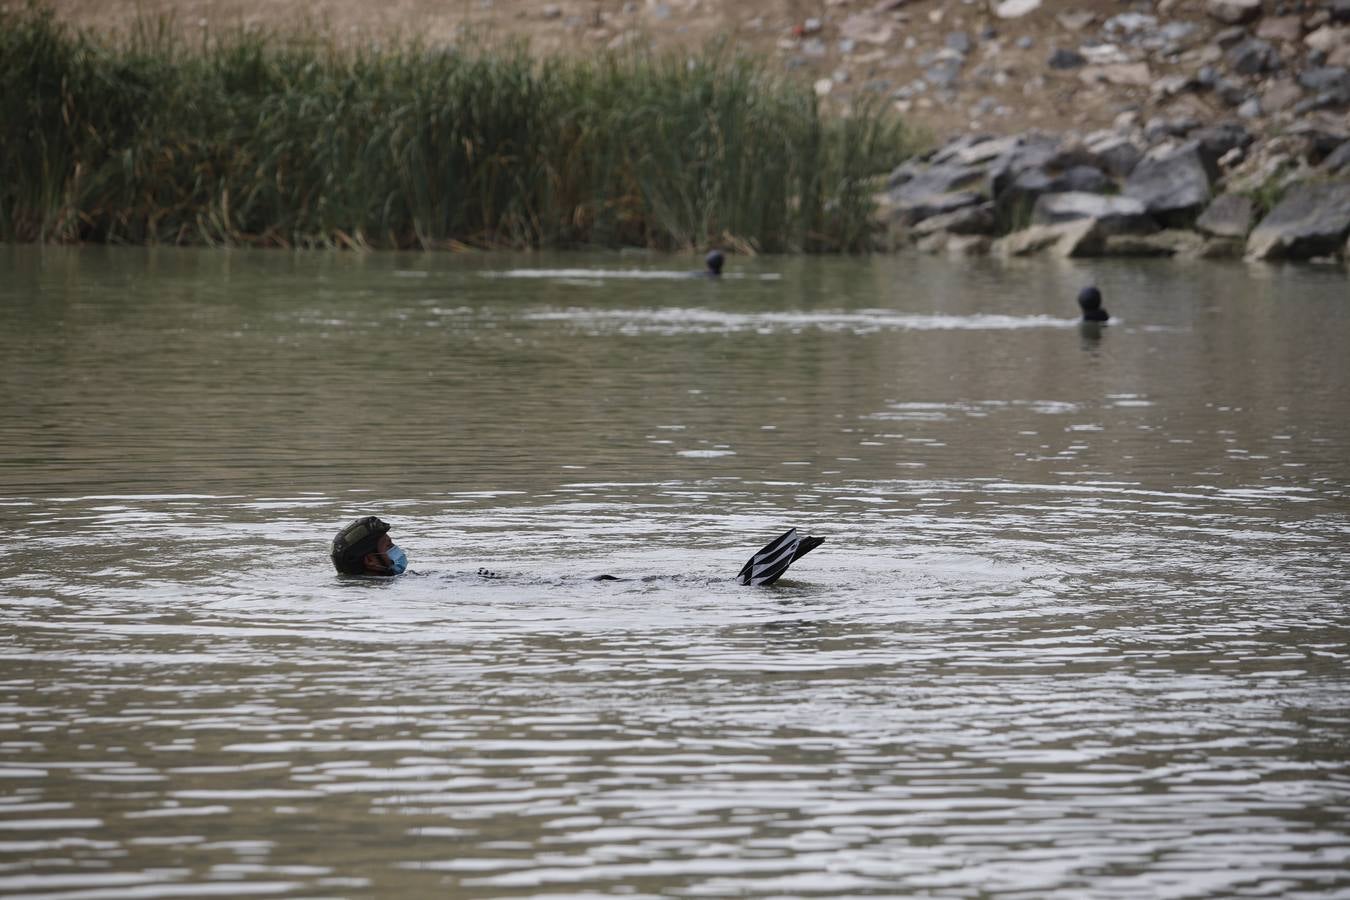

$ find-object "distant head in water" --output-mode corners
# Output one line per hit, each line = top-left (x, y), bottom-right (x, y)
(1077, 285), (1109, 322)
(330, 515), (408, 576)
(705, 249), (725, 277)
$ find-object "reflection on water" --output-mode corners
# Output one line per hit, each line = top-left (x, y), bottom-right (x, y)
(1, 246), (1348, 897)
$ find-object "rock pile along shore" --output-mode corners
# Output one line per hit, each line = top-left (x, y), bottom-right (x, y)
(871, 0), (1350, 263)
(879, 123), (1350, 261)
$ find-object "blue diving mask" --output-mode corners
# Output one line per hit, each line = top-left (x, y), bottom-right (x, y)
(384, 544), (408, 575)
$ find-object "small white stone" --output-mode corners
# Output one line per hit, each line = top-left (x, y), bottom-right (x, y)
(994, 0), (1042, 20)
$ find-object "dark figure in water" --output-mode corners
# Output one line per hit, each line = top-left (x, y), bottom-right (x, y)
(330, 517), (822, 586)
(703, 249), (725, 277)
(1077, 285), (1110, 322)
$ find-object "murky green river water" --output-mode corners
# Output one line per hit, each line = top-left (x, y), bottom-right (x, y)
(1, 245), (1347, 898)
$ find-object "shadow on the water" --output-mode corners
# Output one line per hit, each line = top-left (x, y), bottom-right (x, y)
(1079, 320), (1107, 350)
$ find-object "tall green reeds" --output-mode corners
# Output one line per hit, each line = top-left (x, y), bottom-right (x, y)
(0, 5), (914, 252)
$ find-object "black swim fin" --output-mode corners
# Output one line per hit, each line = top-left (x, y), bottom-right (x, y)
(736, 528), (825, 586)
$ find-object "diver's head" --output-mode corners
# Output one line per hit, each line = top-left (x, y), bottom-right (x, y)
(1077, 285), (1110, 322)
(705, 249), (724, 276)
(330, 515), (408, 576)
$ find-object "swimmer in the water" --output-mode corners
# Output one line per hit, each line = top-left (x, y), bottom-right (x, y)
(329, 516), (822, 586)
(1077, 285), (1109, 323)
(702, 249), (724, 278)
(329, 516), (409, 576)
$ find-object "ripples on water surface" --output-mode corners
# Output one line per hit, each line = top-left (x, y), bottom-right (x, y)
(1, 246), (1348, 898)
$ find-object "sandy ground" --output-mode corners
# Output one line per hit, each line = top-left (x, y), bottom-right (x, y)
(38, 0), (1263, 141)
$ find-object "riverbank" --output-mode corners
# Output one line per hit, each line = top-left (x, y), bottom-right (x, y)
(0, 7), (910, 252)
(9, 2), (1349, 260)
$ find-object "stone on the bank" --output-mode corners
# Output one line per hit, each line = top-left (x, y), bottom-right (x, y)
(1196, 193), (1255, 237)
(925, 56), (964, 88)
(1263, 77), (1306, 110)
(946, 234), (993, 255)
(893, 189), (985, 226)
(1215, 77), (1251, 106)
(911, 202), (996, 236)
(1031, 192), (1155, 234)
(1145, 116), (1202, 144)
(1257, 16), (1304, 43)
(994, 0), (1041, 19)
(1124, 141), (1217, 225)
(840, 13), (894, 45)
(1048, 47), (1086, 69)
(994, 220), (1104, 257)
(1322, 141), (1350, 174)
(1206, 0), (1262, 25)
(1246, 180), (1350, 259)
(1298, 66), (1350, 99)
(1080, 63), (1154, 86)
(916, 232), (950, 254)
(1057, 10), (1095, 31)
(1192, 121), (1255, 167)
(1085, 132), (1144, 177)
(993, 168), (1063, 225)
(1288, 122), (1350, 162)
(888, 162), (986, 203)
(987, 133), (1063, 196)
(1197, 236), (1247, 257)
(1103, 230), (1207, 256)
(1226, 38), (1281, 75)
(1305, 25), (1348, 55)
(929, 134), (994, 164)
(886, 158), (927, 188)
(945, 135), (1021, 166)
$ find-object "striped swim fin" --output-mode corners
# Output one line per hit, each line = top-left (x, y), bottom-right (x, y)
(736, 528), (825, 586)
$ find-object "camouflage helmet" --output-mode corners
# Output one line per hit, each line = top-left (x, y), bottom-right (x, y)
(330, 515), (391, 574)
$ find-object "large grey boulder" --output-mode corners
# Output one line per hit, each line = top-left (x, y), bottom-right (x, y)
(911, 203), (997, 236)
(994, 220), (1105, 257)
(1031, 192), (1156, 234)
(1196, 193), (1255, 237)
(1058, 165), (1112, 193)
(1124, 141), (1217, 226)
(994, 163), (1112, 229)
(1246, 181), (1350, 259)
(888, 163), (984, 201)
(1085, 132), (1144, 177)
(893, 190), (985, 226)
(886, 164), (986, 224)
(938, 135), (1021, 167)
(987, 132), (1063, 196)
